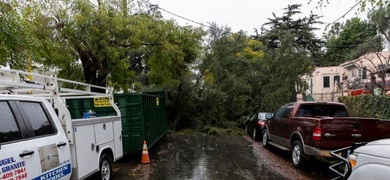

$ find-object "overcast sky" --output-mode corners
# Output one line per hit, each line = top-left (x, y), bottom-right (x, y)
(148, 0), (367, 38)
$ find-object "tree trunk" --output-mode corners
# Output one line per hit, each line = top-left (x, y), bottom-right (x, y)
(78, 49), (109, 93)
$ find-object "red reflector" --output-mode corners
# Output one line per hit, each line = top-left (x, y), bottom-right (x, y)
(258, 121), (265, 127)
(312, 126), (321, 141)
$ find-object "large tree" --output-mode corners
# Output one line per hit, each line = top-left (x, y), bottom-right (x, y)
(369, 3), (390, 46)
(200, 25), (265, 120)
(167, 23), (267, 131)
(18, 0), (204, 92)
(255, 4), (320, 102)
(258, 4), (324, 59)
(311, 0), (386, 11)
(0, 1), (43, 69)
(321, 18), (378, 66)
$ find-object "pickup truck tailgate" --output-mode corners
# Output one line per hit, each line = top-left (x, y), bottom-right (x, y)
(319, 117), (390, 149)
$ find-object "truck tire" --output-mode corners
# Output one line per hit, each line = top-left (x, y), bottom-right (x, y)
(292, 140), (304, 168)
(98, 153), (112, 180)
(262, 130), (269, 148)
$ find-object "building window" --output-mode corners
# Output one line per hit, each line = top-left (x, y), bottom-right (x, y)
(362, 67), (367, 79)
(334, 76), (340, 86)
(323, 76), (330, 88)
(356, 67), (367, 79)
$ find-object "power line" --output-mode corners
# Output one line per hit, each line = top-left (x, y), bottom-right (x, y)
(324, 0), (363, 30)
(147, 2), (211, 28)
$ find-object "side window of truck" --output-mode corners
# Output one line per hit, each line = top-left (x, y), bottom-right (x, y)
(282, 106), (293, 118)
(274, 104), (294, 119)
(274, 106), (287, 119)
(0, 101), (22, 143)
(19, 101), (56, 136)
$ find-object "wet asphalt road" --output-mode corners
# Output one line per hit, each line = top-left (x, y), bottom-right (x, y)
(111, 134), (334, 180)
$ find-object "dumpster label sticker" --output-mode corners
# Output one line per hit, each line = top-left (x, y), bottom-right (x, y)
(156, 97), (159, 106)
(94, 97), (111, 107)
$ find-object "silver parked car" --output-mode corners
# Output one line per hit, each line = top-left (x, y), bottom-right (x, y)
(330, 138), (390, 180)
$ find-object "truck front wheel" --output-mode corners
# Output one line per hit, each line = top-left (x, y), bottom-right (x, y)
(98, 154), (113, 180)
(292, 140), (304, 168)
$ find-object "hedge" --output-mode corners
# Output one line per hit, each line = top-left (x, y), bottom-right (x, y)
(339, 95), (390, 119)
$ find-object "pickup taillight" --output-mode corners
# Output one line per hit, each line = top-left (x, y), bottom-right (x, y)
(312, 126), (321, 141)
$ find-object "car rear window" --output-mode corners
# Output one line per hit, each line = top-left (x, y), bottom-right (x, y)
(296, 104), (348, 117)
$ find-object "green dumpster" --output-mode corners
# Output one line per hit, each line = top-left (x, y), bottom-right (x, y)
(66, 97), (116, 118)
(114, 92), (167, 154)
(66, 92), (168, 154)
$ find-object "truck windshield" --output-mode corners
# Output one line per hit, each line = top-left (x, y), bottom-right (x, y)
(296, 104), (348, 117)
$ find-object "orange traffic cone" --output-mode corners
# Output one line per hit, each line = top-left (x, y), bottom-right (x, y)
(141, 140), (151, 164)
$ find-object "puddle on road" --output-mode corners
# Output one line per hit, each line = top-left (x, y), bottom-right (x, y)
(188, 152), (209, 180)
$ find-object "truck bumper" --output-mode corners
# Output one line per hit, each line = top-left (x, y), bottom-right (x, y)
(304, 145), (332, 158)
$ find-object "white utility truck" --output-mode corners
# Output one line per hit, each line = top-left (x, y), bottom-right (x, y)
(0, 69), (123, 180)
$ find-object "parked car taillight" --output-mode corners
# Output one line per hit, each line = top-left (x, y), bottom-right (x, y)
(312, 126), (321, 141)
(258, 121), (265, 127)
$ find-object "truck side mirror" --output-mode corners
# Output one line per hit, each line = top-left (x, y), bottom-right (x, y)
(265, 113), (273, 119)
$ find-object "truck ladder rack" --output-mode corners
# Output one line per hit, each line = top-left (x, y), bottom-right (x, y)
(0, 68), (121, 145)
(0, 69), (112, 97)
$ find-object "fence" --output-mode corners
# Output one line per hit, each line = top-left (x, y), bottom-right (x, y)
(309, 91), (348, 102)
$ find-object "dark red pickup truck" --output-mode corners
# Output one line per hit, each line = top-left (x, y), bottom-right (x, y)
(262, 101), (390, 167)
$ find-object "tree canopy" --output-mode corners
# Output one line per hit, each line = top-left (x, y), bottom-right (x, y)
(3, 1), (384, 132)
(321, 18), (378, 66)
(2, 0), (205, 92)
(311, 0), (386, 11)
(255, 4), (320, 102)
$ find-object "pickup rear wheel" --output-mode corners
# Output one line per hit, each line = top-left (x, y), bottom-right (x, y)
(98, 154), (112, 180)
(292, 140), (304, 168)
(262, 130), (268, 148)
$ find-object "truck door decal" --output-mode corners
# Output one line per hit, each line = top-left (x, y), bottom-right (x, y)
(0, 157), (27, 180)
(32, 163), (71, 180)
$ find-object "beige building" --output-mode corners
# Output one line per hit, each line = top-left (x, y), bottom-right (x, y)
(340, 51), (390, 87)
(302, 66), (344, 102)
(302, 51), (390, 102)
